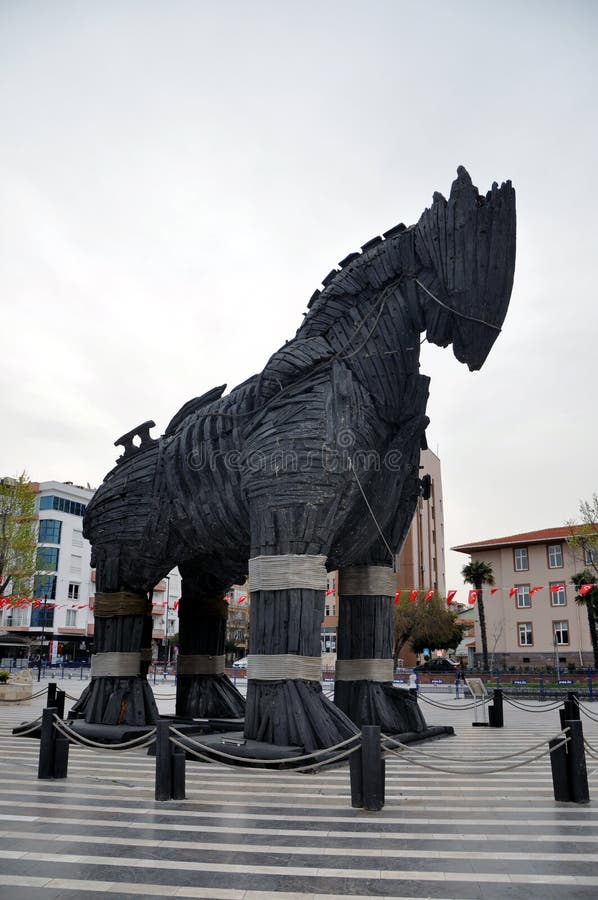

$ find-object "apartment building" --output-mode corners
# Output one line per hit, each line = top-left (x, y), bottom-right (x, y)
(453, 526), (596, 668)
(1, 480), (181, 663)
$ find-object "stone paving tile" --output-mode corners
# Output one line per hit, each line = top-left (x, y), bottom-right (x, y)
(1, 684), (598, 899)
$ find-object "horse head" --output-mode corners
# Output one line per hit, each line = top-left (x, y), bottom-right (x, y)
(413, 166), (516, 371)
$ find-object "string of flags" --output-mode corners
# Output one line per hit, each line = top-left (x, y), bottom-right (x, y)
(0, 596), (87, 610)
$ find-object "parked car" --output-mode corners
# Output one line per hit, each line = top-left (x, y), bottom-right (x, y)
(232, 657), (248, 669)
(413, 658), (460, 673)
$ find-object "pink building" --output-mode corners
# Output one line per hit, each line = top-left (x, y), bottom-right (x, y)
(453, 527), (596, 669)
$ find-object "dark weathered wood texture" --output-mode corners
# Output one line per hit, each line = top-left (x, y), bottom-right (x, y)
(334, 594), (427, 732)
(175, 571), (245, 719)
(81, 168), (516, 745)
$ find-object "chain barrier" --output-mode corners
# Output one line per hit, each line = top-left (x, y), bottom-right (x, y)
(583, 737), (598, 759)
(169, 725), (360, 769)
(52, 716), (156, 752)
(417, 693), (487, 711)
(381, 731), (568, 763)
(0, 687), (48, 703)
(383, 733), (570, 776)
(13, 716), (42, 735)
(578, 700), (598, 723)
(502, 696), (563, 713)
(169, 732), (360, 773)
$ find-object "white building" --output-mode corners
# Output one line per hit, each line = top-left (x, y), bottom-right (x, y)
(1, 479), (181, 663)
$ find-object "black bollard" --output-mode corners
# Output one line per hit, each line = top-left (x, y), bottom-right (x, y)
(549, 734), (570, 801)
(349, 746), (364, 808)
(47, 682), (57, 708)
(361, 725), (385, 812)
(488, 689), (504, 728)
(155, 720), (173, 801)
(53, 735), (70, 779)
(55, 690), (66, 720)
(38, 707), (56, 779)
(565, 692), (580, 721)
(566, 719), (590, 804)
(172, 748), (186, 800)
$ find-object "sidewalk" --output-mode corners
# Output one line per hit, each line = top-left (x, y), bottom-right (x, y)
(1, 687), (597, 898)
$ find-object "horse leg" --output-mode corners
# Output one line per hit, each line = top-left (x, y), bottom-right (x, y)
(244, 535), (357, 751)
(175, 565), (245, 719)
(69, 553), (159, 726)
(334, 561), (427, 734)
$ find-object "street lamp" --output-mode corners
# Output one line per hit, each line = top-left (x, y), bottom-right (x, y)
(37, 594), (48, 683)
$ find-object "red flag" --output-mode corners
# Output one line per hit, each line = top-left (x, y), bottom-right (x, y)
(409, 590), (418, 602)
(393, 591), (401, 605)
(579, 584), (595, 597)
(424, 590), (434, 602)
(550, 584), (565, 593)
(325, 588), (335, 596)
(237, 594), (247, 604)
(530, 586), (543, 598)
(173, 599), (179, 610)
(509, 587), (518, 598)
(490, 588), (499, 595)
(468, 589), (479, 605)
(446, 590), (457, 605)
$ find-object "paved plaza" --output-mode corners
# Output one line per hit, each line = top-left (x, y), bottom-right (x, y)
(1, 682), (598, 899)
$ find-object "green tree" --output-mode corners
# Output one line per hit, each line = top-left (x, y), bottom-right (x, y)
(393, 593), (464, 662)
(566, 495), (598, 575)
(461, 560), (495, 671)
(0, 474), (37, 600)
(571, 570), (598, 669)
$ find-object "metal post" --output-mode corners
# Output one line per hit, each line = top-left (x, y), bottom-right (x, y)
(55, 689), (66, 720)
(566, 719), (590, 804)
(549, 734), (570, 801)
(155, 720), (172, 801)
(38, 707), (56, 779)
(47, 682), (57, 707)
(361, 725), (385, 811)
(539, 673), (545, 701)
(171, 748), (186, 800)
(588, 669), (594, 702)
(349, 744), (364, 808)
(37, 594), (48, 682)
(489, 688), (503, 727)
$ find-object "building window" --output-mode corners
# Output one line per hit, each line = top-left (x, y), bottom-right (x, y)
(39, 495), (87, 517)
(321, 630), (336, 653)
(4, 606), (29, 627)
(71, 554), (82, 574)
(518, 623), (533, 646)
(38, 519), (62, 544)
(36, 546), (59, 572)
(553, 621), (569, 645)
(548, 544), (563, 568)
(325, 605), (330, 617)
(31, 605), (54, 628)
(72, 529), (83, 548)
(33, 574), (57, 600)
(550, 583), (566, 606)
(65, 609), (77, 627)
(513, 547), (529, 571)
(584, 546), (596, 566)
(515, 585), (530, 608)
(68, 583), (80, 600)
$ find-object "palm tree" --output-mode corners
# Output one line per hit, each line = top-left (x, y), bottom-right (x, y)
(571, 570), (598, 669)
(461, 560), (495, 671)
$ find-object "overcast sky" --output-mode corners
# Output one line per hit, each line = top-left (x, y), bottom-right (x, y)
(1, 0), (596, 594)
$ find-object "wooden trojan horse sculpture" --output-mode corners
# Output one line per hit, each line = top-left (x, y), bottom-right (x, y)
(73, 167), (516, 751)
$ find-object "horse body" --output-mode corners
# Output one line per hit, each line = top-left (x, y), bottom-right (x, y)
(77, 167), (515, 746)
